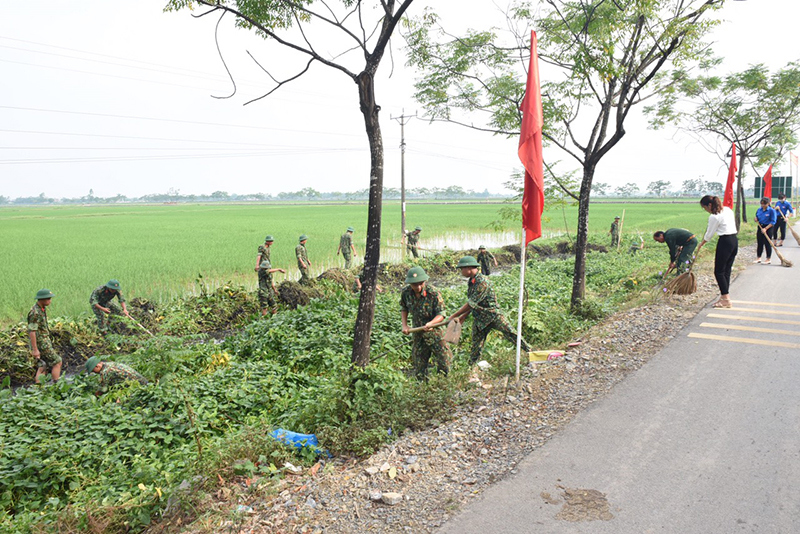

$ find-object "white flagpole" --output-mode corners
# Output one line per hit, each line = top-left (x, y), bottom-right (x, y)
(515, 226), (527, 382)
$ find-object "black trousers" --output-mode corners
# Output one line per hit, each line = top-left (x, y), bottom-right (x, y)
(756, 224), (773, 258)
(714, 234), (738, 295)
(774, 218), (787, 241)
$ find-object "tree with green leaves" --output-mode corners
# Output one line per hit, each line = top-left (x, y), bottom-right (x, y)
(405, 0), (724, 310)
(615, 182), (640, 197)
(591, 182), (610, 197)
(649, 61), (800, 229)
(647, 180), (671, 197)
(165, 0), (413, 367)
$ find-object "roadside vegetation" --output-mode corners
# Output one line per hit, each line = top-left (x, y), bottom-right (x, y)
(1, 224), (752, 532)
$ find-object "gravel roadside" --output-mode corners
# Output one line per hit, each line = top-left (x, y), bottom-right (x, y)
(188, 247), (752, 534)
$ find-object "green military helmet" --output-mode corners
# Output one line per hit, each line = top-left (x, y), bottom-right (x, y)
(35, 288), (55, 300)
(299, 234), (308, 243)
(259, 259), (272, 270)
(264, 235), (274, 242)
(347, 226), (355, 232)
(478, 245), (486, 250)
(105, 279), (121, 291)
(405, 266), (429, 284)
(457, 256), (480, 268)
(415, 226), (422, 232)
(85, 355), (102, 373)
(614, 216), (620, 220)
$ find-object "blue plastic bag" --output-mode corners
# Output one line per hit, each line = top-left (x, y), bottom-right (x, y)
(269, 428), (330, 457)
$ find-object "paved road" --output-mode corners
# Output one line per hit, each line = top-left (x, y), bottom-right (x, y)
(441, 231), (800, 534)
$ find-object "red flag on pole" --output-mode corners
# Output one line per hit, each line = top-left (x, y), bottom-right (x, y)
(723, 143), (737, 209)
(519, 31), (545, 244)
(763, 164), (773, 199)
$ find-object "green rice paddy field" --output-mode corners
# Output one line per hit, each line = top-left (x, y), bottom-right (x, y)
(0, 201), (715, 322)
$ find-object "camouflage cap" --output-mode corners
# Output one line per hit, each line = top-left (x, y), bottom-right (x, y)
(36, 288), (55, 300)
(405, 266), (429, 284)
(299, 234), (308, 242)
(105, 279), (121, 291)
(264, 235), (274, 242)
(457, 256), (480, 268)
(85, 355), (102, 373)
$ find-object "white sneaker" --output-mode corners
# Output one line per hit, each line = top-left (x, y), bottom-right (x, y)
(764, 258), (771, 265)
(753, 258), (762, 264)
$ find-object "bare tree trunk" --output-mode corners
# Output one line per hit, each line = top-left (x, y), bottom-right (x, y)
(352, 71), (383, 367)
(570, 166), (594, 311)
(734, 150), (747, 229)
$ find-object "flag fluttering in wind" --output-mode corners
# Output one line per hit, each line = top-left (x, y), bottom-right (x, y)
(518, 31), (544, 244)
(723, 143), (737, 209)
(763, 164), (773, 199)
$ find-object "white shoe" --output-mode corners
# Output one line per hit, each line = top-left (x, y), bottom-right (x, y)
(753, 258), (762, 264)
(764, 258), (771, 265)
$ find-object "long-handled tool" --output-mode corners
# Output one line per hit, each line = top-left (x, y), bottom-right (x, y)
(664, 247), (700, 295)
(124, 314), (155, 337)
(779, 213), (800, 246)
(760, 226), (793, 267)
(407, 318), (462, 344)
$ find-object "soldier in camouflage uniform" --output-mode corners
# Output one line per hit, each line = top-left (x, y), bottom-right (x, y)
(89, 279), (130, 333)
(476, 245), (498, 275)
(352, 271), (383, 294)
(255, 234), (273, 269)
(404, 226), (422, 258)
(400, 266), (451, 379)
(296, 235), (312, 285)
(255, 235), (285, 315)
(609, 216), (621, 247)
(28, 288), (62, 384)
(85, 355), (148, 395)
(337, 227), (357, 269)
(449, 256), (531, 364)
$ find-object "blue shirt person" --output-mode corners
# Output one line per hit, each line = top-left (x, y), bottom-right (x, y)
(773, 194), (794, 244)
(754, 197), (777, 263)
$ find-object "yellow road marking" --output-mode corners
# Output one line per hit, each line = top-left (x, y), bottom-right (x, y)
(707, 313), (800, 326)
(688, 332), (800, 349)
(730, 300), (800, 309)
(699, 322), (800, 337)
(714, 307), (800, 317)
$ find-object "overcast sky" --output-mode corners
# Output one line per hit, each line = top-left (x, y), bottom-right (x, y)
(1, 0), (798, 199)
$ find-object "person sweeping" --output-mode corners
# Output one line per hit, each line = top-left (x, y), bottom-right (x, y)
(653, 229), (697, 274)
(695, 195), (738, 309)
(774, 193), (795, 246)
(753, 197), (777, 264)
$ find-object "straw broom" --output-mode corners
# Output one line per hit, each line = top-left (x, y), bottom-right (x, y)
(664, 246), (699, 296)
(760, 226), (793, 267)
(780, 213), (800, 245)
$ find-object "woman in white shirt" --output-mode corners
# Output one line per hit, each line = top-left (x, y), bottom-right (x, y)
(695, 195), (738, 308)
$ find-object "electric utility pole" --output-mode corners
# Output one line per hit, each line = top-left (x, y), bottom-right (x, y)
(391, 110), (416, 253)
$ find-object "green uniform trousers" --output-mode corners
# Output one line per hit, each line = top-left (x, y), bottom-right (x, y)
(470, 314), (530, 364)
(412, 331), (451, 379)
(92, 302), (122, 332)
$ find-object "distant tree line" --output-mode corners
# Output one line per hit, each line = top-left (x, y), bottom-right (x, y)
(590, 178), (741, 199)
(0, 186), (507, 206)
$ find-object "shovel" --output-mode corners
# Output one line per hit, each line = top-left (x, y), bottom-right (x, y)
(407, 319), (461, 344)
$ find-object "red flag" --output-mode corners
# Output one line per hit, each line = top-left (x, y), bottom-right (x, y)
(763, 164), (773, 199)
(519, 31), (545, 244)
(723, 143), (737, 209)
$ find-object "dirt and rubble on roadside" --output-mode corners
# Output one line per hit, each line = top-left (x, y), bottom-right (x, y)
(176, 247), (751, 534)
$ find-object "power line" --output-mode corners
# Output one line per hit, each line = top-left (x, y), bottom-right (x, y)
(0, 128), (318, 147)
(0, 147), (365, 165)
(0, 105), (366, 138)
(0, 35), (351, 103)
